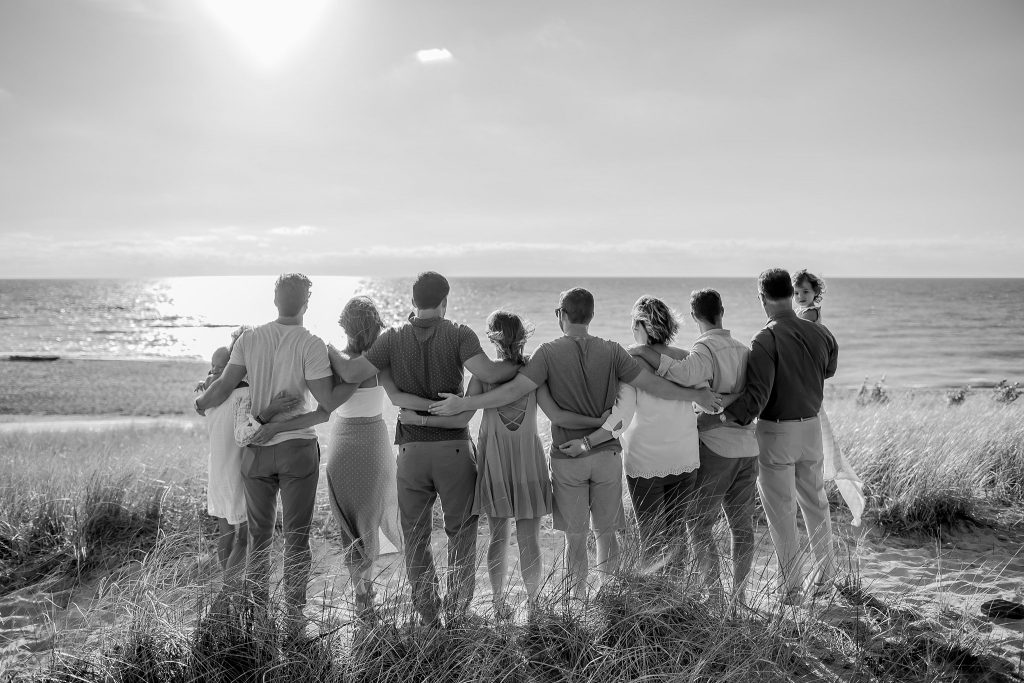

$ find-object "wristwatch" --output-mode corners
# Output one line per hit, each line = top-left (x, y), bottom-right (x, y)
(254, 413), (268, 425)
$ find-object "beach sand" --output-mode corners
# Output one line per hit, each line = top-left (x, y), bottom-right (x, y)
(1, 359), (1022, 676)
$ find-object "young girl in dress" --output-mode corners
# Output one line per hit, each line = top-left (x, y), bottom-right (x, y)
(792, 270), (865, 527)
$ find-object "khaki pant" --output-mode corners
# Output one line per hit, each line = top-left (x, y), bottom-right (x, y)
(396, 439), (478, 621)
(241, 438), (320, 611)
(755, 418), (835, 592)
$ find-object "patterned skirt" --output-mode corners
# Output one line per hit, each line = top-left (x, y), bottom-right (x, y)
(325, 415), (403, 573)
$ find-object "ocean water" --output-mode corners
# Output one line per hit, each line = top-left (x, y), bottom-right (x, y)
(1, 277), (1022, 389)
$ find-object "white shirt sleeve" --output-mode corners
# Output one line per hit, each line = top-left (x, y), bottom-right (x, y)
(232, 389), (260, 447)
(602, 383), (637, 437)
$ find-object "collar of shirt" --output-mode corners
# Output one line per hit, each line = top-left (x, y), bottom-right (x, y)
(408, 313), (444, 329)
(697, 328), (732, 341)
(767, 309), (798, 323)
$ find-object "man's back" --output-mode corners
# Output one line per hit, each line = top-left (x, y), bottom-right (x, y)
(365, 315), (483, 444)
(694, 329), (750, 395)
(230, 321), (331, 445)
(521, 335), (641, 456)
(753, 311), (838, 421)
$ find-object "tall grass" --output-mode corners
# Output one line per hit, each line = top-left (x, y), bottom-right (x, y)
(826, 390), (1024, 532)
(0, 424), (208, 593)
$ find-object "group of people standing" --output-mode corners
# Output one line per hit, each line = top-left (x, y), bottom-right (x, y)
(194, 266), (844, 631)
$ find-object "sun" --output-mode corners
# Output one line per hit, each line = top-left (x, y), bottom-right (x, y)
(199, 0), (332, 69)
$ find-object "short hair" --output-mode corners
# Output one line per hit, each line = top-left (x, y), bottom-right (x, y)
(631, 296), (679, 345)
(690, 288), (724, 323)
(412, 271), (450, 309)
(792, 269), (827, 304)
(758, 268), (794, 301)
(558, 287), (595, 325)
(275, 273), (313, 317)
(339, 296), (385, 356)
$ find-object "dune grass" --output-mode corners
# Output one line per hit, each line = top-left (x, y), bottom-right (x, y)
(2, 388), (1024, 680)
(826, 389), (1024, 532)
(0, 424), (208, 594)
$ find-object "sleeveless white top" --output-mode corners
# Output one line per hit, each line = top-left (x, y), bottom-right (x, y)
(336, 385), (386, 418)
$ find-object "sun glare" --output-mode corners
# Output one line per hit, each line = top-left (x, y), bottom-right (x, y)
(199, 0), (331, 69)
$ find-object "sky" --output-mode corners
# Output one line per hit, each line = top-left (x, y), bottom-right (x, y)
(0, 0), (1022, 278)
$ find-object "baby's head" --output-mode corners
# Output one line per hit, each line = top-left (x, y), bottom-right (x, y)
(209, 346), (230, 381)
(486, 310), (533, 366)
(792, 269), (826, 308)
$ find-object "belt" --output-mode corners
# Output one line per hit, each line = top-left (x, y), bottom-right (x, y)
(759, 415), (818, 423)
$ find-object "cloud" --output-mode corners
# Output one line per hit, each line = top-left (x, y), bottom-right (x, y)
(267, 225), (324, 236)
(415, 48), (454, 64)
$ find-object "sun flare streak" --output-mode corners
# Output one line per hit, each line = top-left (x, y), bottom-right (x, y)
(199, 0), (331, 69)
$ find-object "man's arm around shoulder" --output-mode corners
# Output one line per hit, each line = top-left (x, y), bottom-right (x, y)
(464, 352), (519, 384)
(196, 363), (246, 412)
(306, 374), (359, 414)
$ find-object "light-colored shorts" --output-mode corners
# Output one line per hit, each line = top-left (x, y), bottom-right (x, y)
(550, 449), (626, 534)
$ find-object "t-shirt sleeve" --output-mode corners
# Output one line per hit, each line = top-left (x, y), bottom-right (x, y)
(519, 345), (550, 386)
(363, 329), (393, 371)
(227, 332), (247, 367)
(613, 344), (643, 384)
(304, 336), (332, 381)
(457, 325), (485, 364)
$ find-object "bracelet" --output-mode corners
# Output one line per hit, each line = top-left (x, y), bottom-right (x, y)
(581, 436), (591, 452)
(420, 415), (428, 426)
(254, 413), (268, 425)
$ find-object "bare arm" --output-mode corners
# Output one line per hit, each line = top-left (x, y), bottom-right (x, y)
(429, 373), (538, 415)
(195, 363), (246, 413)
(463, 352), (519, 385)
(250, 406), (332, 445)
(399, 376), (480, 429)
(329, 345), (379, 384)
(628, 369), (721, 411)
(378, 369), (431, 411)
(306, 375), (359, 414)
(535, 383), (607, 429)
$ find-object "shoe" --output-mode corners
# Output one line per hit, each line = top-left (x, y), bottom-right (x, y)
(980, 599), (1024, 620)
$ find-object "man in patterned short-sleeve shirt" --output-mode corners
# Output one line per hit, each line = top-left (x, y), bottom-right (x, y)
(333, 271), (517, 625)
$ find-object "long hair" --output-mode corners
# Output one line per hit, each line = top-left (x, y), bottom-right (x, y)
(486, 310), (533, 366)
(631, 295), (679, 345)
(339, 296), (385, 356)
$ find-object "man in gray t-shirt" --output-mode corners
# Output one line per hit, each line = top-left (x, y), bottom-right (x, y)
(430, 287), (719, 599)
